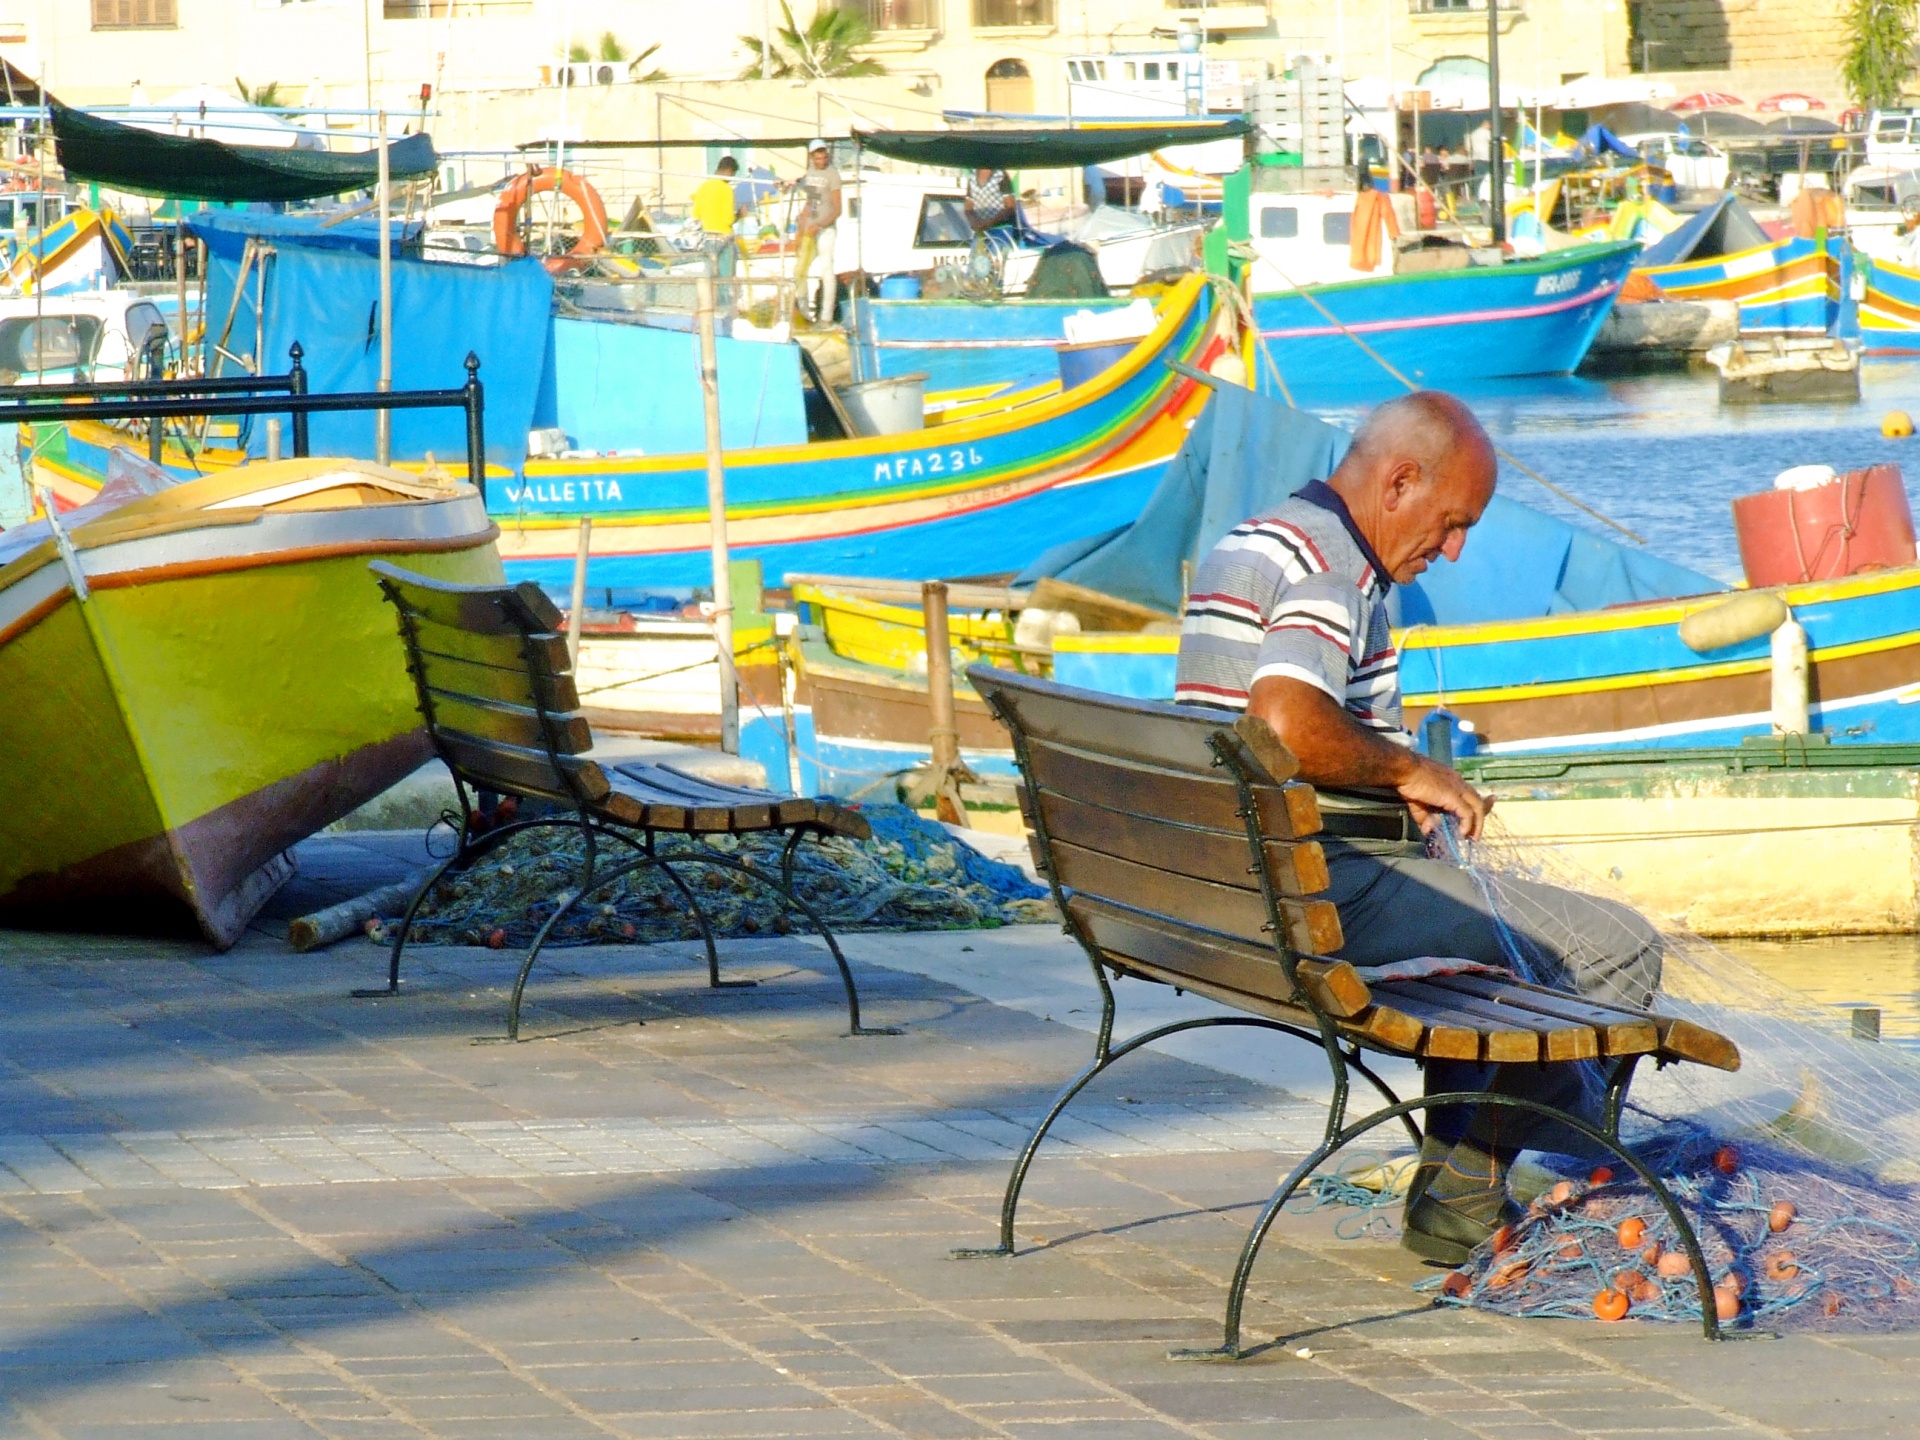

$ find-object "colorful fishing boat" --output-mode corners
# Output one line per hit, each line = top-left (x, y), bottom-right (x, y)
(1634, 195), (1845, 332)
(493, 274), (1223, 591)
(1248, 240), (1639, 388)
(1858, 251), (1920, 350)
(0, 454), (501, 946)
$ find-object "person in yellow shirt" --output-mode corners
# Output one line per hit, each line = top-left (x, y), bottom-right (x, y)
(692, 156), (742, 314)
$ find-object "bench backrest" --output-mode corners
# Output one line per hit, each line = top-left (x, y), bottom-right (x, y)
(969, 664), (1360, 1020)
(372, 561), (613, 810)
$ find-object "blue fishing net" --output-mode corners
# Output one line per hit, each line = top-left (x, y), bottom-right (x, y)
(375, 804), (1051, 949)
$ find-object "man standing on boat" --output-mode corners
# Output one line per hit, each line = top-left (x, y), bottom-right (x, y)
(791, 139), (843, 326)
(1174, 391), (1664, 1264)
(693, 156), (743, 318)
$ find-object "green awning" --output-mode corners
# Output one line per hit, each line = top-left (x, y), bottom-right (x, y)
(50, 103), (438, 203)
(852, 121), (1250, 170)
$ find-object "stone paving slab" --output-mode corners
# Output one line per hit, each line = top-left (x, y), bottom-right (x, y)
(0, 838), (1904, 1436)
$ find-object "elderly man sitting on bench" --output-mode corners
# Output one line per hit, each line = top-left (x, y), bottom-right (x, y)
(1175, 390), (1663, 1264)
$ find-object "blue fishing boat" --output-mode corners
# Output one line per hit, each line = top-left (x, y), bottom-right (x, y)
(1634, 194), (1843, 333)
(1248, 240), (1639, 389)
(857, 239), (1636, 400)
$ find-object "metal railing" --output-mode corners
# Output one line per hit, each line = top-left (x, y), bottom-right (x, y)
(0, 342), (490, 499)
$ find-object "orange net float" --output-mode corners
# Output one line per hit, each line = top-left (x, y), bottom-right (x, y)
(494, 167), (611, 275)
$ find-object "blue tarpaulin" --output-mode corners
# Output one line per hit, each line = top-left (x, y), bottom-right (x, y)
(195, 224), (551, 466)
(1018, 383), (1720, 624)
(1575, 124), (1639, 162)
(1635, 193), (1770, 268)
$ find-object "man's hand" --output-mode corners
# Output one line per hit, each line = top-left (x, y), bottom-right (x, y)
(1247, 675), (1492, 839)
(1395, 753), (1492, 840)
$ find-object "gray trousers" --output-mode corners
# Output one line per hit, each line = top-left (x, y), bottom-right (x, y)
(1322, 839), (1664, 1154)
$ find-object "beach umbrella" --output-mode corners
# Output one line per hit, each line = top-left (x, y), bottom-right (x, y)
(1758, 93), (1826, 113)
(1672, 91), (1745, 113)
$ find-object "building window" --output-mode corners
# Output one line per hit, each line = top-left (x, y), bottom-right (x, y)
(855, 0), (935, 26)
(92, 0), (176, 28)
(974, 0), (1053, 26)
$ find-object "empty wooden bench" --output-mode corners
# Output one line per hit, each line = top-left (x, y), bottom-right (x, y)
(365, 561), (898, 1040)
(959, 664), (1741, 1356)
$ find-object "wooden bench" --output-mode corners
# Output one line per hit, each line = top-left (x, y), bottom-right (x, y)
(961, 664), (1741, 1356)
(364, 562), (898, 1040)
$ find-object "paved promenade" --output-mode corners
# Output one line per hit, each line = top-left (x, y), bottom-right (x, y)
(0, 833), (1909, 1439)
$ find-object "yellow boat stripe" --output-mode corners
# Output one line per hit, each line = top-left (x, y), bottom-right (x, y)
(1404, 627), (1920, 706)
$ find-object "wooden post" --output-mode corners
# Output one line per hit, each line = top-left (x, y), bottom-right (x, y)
(1485, 0), (1505, 243)
(696, 267), (738, 754)
(566, 516), (592, 668)
(922, 580), (969, 828)
(375, 111), (393, 464)
(173, 212), (189, 375)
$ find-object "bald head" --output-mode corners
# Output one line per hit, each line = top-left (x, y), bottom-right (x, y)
(1328, 390), (1496, 584)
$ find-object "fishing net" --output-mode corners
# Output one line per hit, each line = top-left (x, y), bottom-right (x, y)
(371, 803), (1052, 950)
(1297, 818), (1920, 1334)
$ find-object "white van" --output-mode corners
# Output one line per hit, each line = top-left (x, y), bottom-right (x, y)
(1867, 109), (1920, 168)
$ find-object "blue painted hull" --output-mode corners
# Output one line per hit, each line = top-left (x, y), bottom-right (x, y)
(1250, 241), (1640, 390)
(857, 295), (1133, 395)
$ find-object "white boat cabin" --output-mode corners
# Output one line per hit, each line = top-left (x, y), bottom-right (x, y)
(1246, 188), (1417, 290)
(0, 291), (171, 385)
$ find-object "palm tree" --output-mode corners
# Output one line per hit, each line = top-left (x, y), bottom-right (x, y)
(234, 78), (283, 108)
(738, 3), (887, 80)
(1844, 0), (1920, 109)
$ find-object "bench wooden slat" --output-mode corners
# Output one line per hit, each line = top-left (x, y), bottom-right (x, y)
(1652, 1016), (1742, 1072)
(979, 667), (1291, 778)
(437, 730), (611, 804)
(619, 766), (777, 831)
(413, 620), (572, 680)
(1048, 841), (1343, 956)
(414, 648), (581, 712)
(426, 690), (594, 756)
(1021, 787), (1330, 899)
(1431, 973), (1654, 1059)
(1068, 895), (1372, 1019)
(611, 771), (757, 832)
(1379, 979), (1602, 1063)
(1027, 738), (1321, 840)
(375, 560), (563, 635)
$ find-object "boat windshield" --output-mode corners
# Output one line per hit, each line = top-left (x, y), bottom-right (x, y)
(915, 196), (973, 247)
(0, 315), (104, 381)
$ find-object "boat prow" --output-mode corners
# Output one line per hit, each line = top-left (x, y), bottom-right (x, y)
(0, 455), (503, 946)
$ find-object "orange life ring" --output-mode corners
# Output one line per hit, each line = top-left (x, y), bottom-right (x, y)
(494, 167), (610, 274)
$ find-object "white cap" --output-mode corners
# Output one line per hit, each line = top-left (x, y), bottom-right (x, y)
(807, 137), (829, 152)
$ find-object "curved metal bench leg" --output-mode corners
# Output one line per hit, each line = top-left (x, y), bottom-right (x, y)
(653, 859), (751, 990)
(1171, 1088), (1724, 1362)
(952, 1015), (1334, 1258)
(655, 852), (899, 1037)
(354, 816), (591, 999)
(507, 850), (666, 1041)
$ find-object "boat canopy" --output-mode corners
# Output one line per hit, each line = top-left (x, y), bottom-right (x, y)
(1018, 384), (1719, 624)
(852, 120), (1249, 170)
(50, 103), (438, 202)
(1636, 193), (1771, 267)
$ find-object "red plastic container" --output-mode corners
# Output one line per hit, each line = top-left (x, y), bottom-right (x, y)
(1732, 464), (1917, 588)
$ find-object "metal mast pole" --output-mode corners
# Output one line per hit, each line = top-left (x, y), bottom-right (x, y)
(376, 111), (392, 463)
(696, 267), (737, 754)
(1486, 0), (1505, 242)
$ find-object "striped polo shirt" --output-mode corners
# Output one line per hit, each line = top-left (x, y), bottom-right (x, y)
(1174, 481), (1407, 742)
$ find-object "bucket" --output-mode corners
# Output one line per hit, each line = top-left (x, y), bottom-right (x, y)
(836, 372), (928, 437)
(878, 274), (922, 300)
(1057, 337), (1134, 391)
(1733, 464), (1917, 586)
